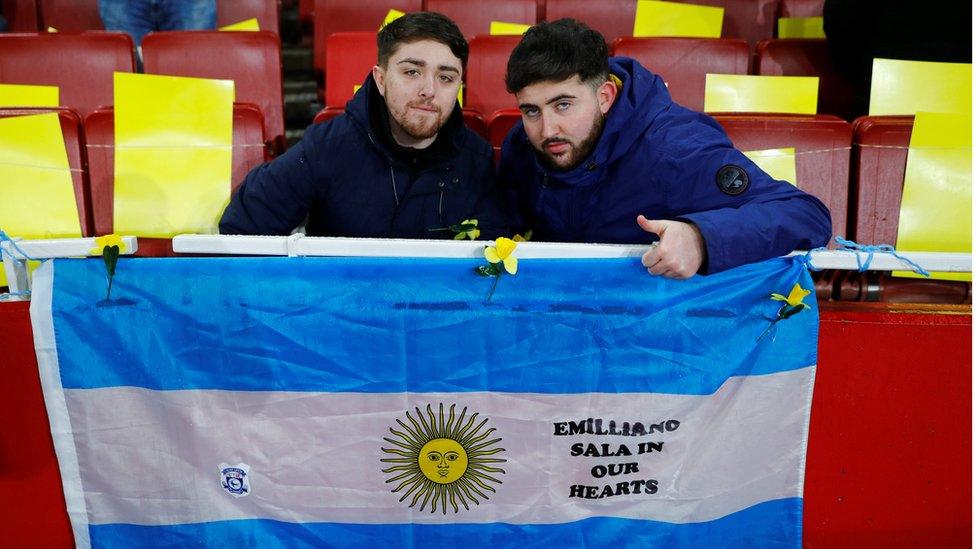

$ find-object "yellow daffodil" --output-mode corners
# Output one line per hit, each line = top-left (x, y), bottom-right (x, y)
(770, 283), (810, 309)
(90, 234), (125, 255)
(453, 219), (480, 240)
(513, 229), (533, 242)
(484, 237), (518, 275)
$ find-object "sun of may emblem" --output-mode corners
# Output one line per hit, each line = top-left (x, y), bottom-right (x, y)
(381, 403), (506, 514)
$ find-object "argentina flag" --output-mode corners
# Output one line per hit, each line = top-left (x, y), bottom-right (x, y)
(30, 253), (818, 547)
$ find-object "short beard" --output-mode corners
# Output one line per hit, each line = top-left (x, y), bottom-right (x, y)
(390, 101), (443, 141)
(536, 110), (606, 172)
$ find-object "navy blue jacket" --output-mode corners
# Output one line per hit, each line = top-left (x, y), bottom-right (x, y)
(500, 57), (832, 273)
(220, 76), (512, 239)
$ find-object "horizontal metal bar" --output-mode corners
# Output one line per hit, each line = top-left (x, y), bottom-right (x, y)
(174, 235), (972, 273)
(1, 236), (139, 259)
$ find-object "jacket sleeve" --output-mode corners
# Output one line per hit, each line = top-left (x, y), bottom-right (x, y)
(661, 117), (832, 274)
(219, 129), (321, 236)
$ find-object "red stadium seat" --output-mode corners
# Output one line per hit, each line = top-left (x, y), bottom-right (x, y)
(673, 0), (778, 54)
(779, 0), (823, 17)
(38, 0), (103, 31)
(141, 30), (285, 149)
(757, 38), (856, 120)
(612, 37), (749, 112)
(312, 106), (489, 140)
(1, 0), (40, 31)
(217, 0), (280, 34)
(847, 116), (967, 304)
(712, 114), (851, 244)
(312, 0), (422, 76)
(423, 0), (537, 39)
(84, 103), (268, 255)
(486, 108), (520, 162)
(465, 35), (521, 119)
(0, 32), (135, 119)
(324, 32), (377, 108)
(0, 107), (93, 236)
(544, 0), (637, 43)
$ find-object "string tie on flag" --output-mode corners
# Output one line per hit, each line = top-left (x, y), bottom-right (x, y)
(833, 236), (931, 276)
(0, 228), (37, 261)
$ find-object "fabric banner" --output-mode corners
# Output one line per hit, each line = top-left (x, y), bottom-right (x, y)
(31, 255), (818, 547)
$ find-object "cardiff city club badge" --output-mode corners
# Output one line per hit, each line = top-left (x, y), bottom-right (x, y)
(219, 462), (251, 498)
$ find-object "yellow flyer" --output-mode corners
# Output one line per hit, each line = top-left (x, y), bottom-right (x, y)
(744, 148), (797, 186)
(634, 0), (723, 38)
(704, 74), (818, 114)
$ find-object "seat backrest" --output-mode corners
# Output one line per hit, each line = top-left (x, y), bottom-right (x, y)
(84, 103), (268, 248)
(673, 0), (778, 53)
(850, 115), (913, 245)
(217, 0), (280, 34)
(324, 32), (377, 108)
(0, 107), (92, 236)
(487, 108), (520, 163)
(712, 114), (852, 242)
(780, 0), (824, 17)
(0, 32), (135, 119)
(612, 37), (749, 112)
(423, 0), (537, 39)
(465, 35), (521, 118)
(757, 38), (856, 120)
(142, 30), (284, 142)
(1, 0), (40, 31)
(313, 0), (423, 74)
(544, 0), (636, 43)
(38, 0), (103, 31)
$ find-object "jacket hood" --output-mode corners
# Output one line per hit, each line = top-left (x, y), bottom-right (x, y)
(531, 56), (674, 186)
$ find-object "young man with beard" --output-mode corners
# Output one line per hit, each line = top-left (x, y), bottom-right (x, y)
(499, 19), (832, 278)
(220, 12), (512, 239)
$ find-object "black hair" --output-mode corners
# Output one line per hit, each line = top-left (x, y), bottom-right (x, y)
(377, 12), (469, 69)
(505, 18), (609, 93)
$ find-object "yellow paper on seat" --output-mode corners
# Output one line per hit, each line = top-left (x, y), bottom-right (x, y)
(869, 59), (971, 116)
(894, 111), (971, 281)
(744, 148), (797, 186)
(0, 113), (81, 239)
(0, 84), (59, 107)
(777, 17), (824, 38)
(704, 74), (819, 114)
(490, 21), (530, 35)
(113, 72), (233, 237)
(634, 0), (723, 38)
(380, 9), (406, 30)
(219, 18), (260, 31)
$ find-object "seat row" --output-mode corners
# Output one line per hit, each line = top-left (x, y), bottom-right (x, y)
(1, 0), (280, 34)
(0, 31), (286, 150)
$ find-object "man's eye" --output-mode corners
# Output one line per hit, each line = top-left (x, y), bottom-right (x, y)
(404, 69), (419, 76)
(440, 75), (455, 84)
(522, 108), (539, 118)
(555, 101), (571, 111)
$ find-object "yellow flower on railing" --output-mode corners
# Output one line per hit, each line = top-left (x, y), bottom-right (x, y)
(758, 283), (812, 342)
(476, 237), (520, 303)
(484, 237), (518, 275)
(454, 219), (480, 240)
(90, 234), (124, 300)
(770, 283), (811, 309)
(90, 233), (126, 255)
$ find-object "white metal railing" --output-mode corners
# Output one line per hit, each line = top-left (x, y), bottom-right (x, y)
(0, 234), (970, 301)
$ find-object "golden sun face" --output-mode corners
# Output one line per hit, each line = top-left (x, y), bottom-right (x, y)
(381, 403), (506, 514)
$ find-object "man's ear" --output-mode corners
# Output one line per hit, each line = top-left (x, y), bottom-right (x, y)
(597, 79), (617, 114)
(372, 65), (386, 97)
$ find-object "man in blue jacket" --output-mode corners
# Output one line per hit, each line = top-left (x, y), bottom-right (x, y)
(220, 12), (512, 239)
(500, 19), (832, 277)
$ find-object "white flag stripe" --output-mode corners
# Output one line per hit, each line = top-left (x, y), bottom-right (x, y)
(66, 367), (813, 527)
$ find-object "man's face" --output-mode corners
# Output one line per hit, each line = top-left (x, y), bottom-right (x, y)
(515, 75), (617, 171)
(372, 39), (462, 147)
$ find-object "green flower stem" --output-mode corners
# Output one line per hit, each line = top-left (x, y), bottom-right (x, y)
(485, 274), (501, 304)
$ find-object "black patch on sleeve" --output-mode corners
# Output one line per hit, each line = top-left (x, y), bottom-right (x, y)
(715, 164), (750, 196)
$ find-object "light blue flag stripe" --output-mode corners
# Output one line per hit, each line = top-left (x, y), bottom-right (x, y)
(52, 256), (816, 394)
(89, 498), (801, 548)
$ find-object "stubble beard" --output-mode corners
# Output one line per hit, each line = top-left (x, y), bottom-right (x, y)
(537, 110), (606, 172)
(390, 100), (444, 141)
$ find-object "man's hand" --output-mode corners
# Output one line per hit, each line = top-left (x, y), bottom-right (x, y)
(636, 216), (706, 279)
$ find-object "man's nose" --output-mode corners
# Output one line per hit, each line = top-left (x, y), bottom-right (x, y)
(418, 74), (435, 98)
(540, 111), (559, 139)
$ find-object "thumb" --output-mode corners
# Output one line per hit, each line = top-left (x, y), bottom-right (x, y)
(637, 215), (668, 236)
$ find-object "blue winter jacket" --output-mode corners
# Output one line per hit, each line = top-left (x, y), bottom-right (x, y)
(499, 57), (832, 273)
(220, 76), (513, 239)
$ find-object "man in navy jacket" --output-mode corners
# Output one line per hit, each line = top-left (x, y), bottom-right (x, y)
(500, 19), (832, 277)
(220, 12), (512, 239)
